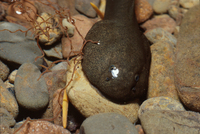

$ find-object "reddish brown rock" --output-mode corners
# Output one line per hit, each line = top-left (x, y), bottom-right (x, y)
(135, 0), (153, 23)
(141, 14), (176, 33)
(174, 6), (200, 112)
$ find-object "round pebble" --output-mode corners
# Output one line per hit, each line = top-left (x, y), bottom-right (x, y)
(0, 60), (9, 81)
(153, 0), (171, 14)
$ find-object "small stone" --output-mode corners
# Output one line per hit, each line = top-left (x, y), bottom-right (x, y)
(75, 0), (100, 18)
(0, 60), (9, 81)
(62, 15), (96, 58)
(180, 0), (199, 9)
(80, 113), (139, 134)
(138, 97), (185, 118)
(0, 124), (13, 134)
(51, 61), (68, 71)
(135, 125), (145, 134)
(15, 63), (49, 111)
(149, 41), (178, 100)
(140, 110), (200, 134)
(8, 70), (17, 84)
(43, 43), (63, 59)
(15, 120), (71, 134)
(147, 0), (156, 6)
(153, 0), (171, 14)
(62, 18), (75, 37)
(0, 79), (19, 118)
(145, 28), (177, 47)
(174, 5), (200, 112)
(135, 0), (153, 23)
(141, 14), (176, 33)
(4, 80), (14, 89)
(65, 57), (139, 123)
(0, 108), (16, 127)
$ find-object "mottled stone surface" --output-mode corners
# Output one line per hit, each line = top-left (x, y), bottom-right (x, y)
(65, 57), (140, 123)
(174, 6), (200, 112)
(0, 60), (9, 81)
(15, 63), (49, 111)
(0, 108), (16, 127)
(148, 41), (178, 100)
(80, 113), (139, 134)
(140, 110), (200, 134)
(138, 97), (185, 118)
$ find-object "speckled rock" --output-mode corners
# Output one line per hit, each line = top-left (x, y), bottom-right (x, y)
(140, 110), (200, 134)
(65, 57), (140, 123)
(135, 0), (153, 23)
(0, 108), (16, 127)
(80, 113), (139, 134)
(153, 0), (171, 14)
(138, 97), (185, 118)
(149, 41), (178, 100)
(141, 14), (176, 33)
(15, 63), (49, 111)
(15, 120), (71, 134)
(0, 79), (19, 118)
(75, 0), (100, 18)
(62, 15), (96, 58)
(8, 70), (17, 84)
(174, 5), (200, 112)
(180, 0), (199, 9)
(145, 28), (177, 47)
(0, 22), (43, 69)
(0, 60), (9, 81)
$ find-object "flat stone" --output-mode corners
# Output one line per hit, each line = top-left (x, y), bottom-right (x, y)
(65, 57), (139, 123)
(0, 108), (16, 127)
(15, 63), (49, 111)
(0, 79), (19, 118)
(174, 5), (200, 112)
(0, 60), (9, 81)
(80, 113), (139, 134)
(43, 43), (63, 59)
(140, 110), (200, 134)
(148, 41), (178, 100)
(0, 22), (43, 69)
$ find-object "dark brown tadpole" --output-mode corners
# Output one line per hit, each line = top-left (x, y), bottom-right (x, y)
(82, 0), (151, 103)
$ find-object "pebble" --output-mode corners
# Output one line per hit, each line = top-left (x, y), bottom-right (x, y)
(138, 97), (185, 118)
(148, 41), (178, 100)
(141, 14), (176, 33)
(147, 0), (156, 6)
(65, 57), (139, 123)
(135, 125), (145, 134)
(153, 0), (171, 14)
(174, 5), (200, 112)
(0, 108), (16, 127)
(0, 124), (14, 134)
(140, 110), (200, 134)
(0, 60), (9, 81)
(145, 28), (177, 47)
(62, 15), (96, 58)
(62, 18), (75, 37)
(14, 120), (71, 134)
(0, 79), (19, 118)
(14, 63), (49, 111)
(179, 0), (199, 9)
(43, 43), (63, 59)
(75, 0), (100, 18)
(80, 113), (139, 134)
(51, 61), (68, 71)
(135, 0), (153, 23)
(0, 22), (43, 69)
(8, 69), (17, 84)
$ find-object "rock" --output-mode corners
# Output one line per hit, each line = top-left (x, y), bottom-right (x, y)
(141, 14), (176, 34)
(0, 60), (9, 81)
(75, 0), (100, 18)
(43, 43), (63, 59)
(62, 15), (96, 58)
(80, 113), (139, 134)
(62, 18), (75, 37)
(145, 28), (177, 47)
(168, 0), (181, 20)
(0, 22), (43, 69)
(8, 70), (17, 84)
(0, 108), (16, 127)
(15, 63), (49, 111)
(153, 0), (171, 14)
(174, 5), (200, 112)
(0, 124), (13, 134)
(138, 97), (185, 118)
(140, 110), (200, 134)
(0, 79), (19, 118)
(147, 0), (156, 6)
(4, 80), (14, 89)
(135, 0), (153, 23)
(65, 57), (139, 123)
(180, 0), (199, 9)
(14, 120), (71, 134)
(135, 125), (145, 134)
(51, 61), (68, 71)
(149, 41), (178, 100)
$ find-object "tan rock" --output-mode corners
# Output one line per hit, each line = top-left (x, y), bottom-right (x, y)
(153, 0), (171, 14)
(148, 41), (179, 100)
(180, 0), (199, 9)
(65, 57), (139, 123)
(8, 70), (17, 84)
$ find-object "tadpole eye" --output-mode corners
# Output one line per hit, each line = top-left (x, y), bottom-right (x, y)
(106, 77), (110, 81)
(135, 75), (139, 82)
